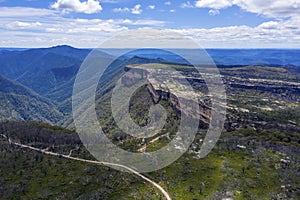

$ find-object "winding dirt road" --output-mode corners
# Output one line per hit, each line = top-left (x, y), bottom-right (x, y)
(0, 134), (172, 200)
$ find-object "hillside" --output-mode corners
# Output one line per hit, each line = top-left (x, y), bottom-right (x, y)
(0, 75), (63, 124)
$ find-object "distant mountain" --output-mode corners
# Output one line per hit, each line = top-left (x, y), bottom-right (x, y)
(0, 75), (64, 124)
(206, 49), (300, 66)
(107, 48), (300, 66)
(38, 45), (91, 60)
(0, 45), (90, 98)
(0, 48), (28, 51)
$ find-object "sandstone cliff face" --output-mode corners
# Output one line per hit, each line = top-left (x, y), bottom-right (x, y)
(122, 65), (212, 126)
(122, 65), (149, 86)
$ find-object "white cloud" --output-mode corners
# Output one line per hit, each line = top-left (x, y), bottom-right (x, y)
(101, 0), (119, 3)
(181, 1), (194, 8)
(112, 7), (130, 12)
(170, 9), (176, 13)
(165, 1), (171, 6)
(131, 4), (142, 14)
(195, 0), (232, 9)
(120, 19), (165, 26)
(0, 7), (56, 17)
(0, 7), (123, 47)
(5, 21), (42, 30)
(1, 6), (299, 48)
(258, 21), (279, 30)
(208, 9), (220, 15)
(174, 16), (300, 48)
(195, 0), (300, 18)
(0, 7), (170, 47)
(233, 0), (300, 18)
(148, 5), (155, 10)
(51, 0), (102, 14)
(113, 4), (142, 15)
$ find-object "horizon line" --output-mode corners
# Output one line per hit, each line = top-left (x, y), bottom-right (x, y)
(1, 45), (300, 50)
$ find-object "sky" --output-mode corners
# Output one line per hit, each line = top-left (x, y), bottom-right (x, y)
(0, 0), (299, 48)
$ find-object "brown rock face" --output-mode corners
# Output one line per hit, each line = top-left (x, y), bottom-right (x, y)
(122, 65), (212, 127)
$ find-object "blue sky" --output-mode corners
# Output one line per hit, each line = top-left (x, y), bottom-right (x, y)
(0, 0), (299, 48)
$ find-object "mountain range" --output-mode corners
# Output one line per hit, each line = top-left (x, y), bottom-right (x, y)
(0, 45), (299, 126)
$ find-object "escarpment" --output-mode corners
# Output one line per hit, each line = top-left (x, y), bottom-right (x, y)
(122, 64), (212, 127)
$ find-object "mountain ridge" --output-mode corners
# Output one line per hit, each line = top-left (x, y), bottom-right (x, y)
(0, 75), (64, 123)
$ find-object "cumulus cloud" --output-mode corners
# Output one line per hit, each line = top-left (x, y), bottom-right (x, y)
(5, 21), (42, 30)
(195, 0), (300, 18)
(258, 21), (279, 30)
(131, 4), (142, 14)
(112, 7), (130, 12)
(233, 0), (300, 18)
(208, 9), (220, 15)
(181, 1), (194, 8)
(148, 5), (155, 10)
(195, 0), (232, 9)
(174, 16), (300, 48)
(113, 4), (142, 15)
(51, 0), (102, 14)
(165, 1), (171, 6)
